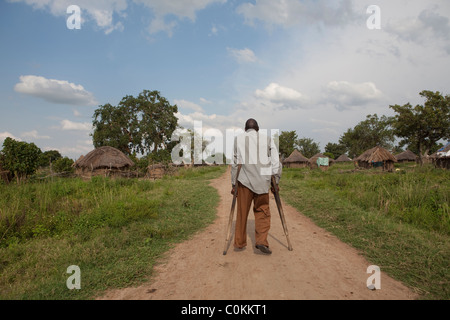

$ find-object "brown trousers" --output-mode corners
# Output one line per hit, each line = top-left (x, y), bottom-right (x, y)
(234, 182), (271, 249)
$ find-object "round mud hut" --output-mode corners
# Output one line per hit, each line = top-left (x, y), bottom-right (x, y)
(335, 154), (352, 163)
(355, 146), (397, 171)
(308, 153), (334, 170)
(74, 146), (135, 179)
(395, 150), (418, 163)
(283, 150), (309, 168)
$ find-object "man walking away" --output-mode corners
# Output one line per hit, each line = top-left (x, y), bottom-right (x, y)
(231, 119), (282, 255)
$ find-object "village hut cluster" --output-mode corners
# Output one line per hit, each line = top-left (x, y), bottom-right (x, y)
(66, 140), (450, 181)
(281, 145), (450, 172)
(72, 146), (195, 180)
(282, 150), (339, 171)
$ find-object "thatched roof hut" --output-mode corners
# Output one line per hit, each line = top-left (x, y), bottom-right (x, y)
(335, 154), (352, 162)
(395, 150), (418, 163)
(309, 153), (334, 170)
(355, 146), (397, 171)
(283, 150), (309, 168)
(72, 155), (84, 168)
(147, 163), (165, 180)
(432, 142), (450, 169)
(74, 146), (134, 178)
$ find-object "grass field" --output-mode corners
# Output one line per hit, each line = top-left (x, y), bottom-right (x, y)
(280, 162), (449, 300)
(1, 163), (448, 300)
(0, 166), (226, 300)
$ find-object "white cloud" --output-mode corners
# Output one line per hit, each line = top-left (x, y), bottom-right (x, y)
(227, 47), (258, 63)
(324, 81), (385, 110)
(14, 75), (98, 106)
(8, 0), (128, 34)
(386, 9), (450, 54)
(21, 130), (51, 140)
(236, 0), (356, 29)
(60, 120), (92, 131)
(174, 99), (204, 113)
(10, 0), (226, 36)
(254, 83), (309, 109)
(0, 132), (21, 143)
(46, 144), (93, 159)
(134, 0), (226, 35)
(199, 97), (212, 104)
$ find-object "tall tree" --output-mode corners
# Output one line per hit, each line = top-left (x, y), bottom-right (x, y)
(278, 131), (298, 159)
(324, 142), (347, 160)
(339, 114), (395, 159)
(92, 90), (179, 160)
(38, 150), (62, 167)
(390, 90), (450, 165)
(1, 137), (42, 183)
(296, 137), (320, 158)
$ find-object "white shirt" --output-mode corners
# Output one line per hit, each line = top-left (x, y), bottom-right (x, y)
(231, 129), (281, 194)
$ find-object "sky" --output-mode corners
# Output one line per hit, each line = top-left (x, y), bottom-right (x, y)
(0, 0), (449, 160)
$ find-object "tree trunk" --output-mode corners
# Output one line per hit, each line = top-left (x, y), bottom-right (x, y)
(418, 143), (424, 166)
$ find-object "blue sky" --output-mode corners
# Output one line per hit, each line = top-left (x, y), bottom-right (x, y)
(1, 0), (449, 159)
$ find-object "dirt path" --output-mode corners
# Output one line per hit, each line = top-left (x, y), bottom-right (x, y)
(98, 168), (417, 300)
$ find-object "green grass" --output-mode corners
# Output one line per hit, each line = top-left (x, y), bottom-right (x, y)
(280, 163), (450, 300)
(0, 166), (226, 300)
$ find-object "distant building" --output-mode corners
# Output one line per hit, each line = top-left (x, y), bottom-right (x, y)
(335, 154), (352, 162)
(354, 146), (397, 172)
(73, 146), (135, 178)
(308, 153), (334, 170)
(395, 150), (418, 163)
(431, 142), (450, 169)
(283, 150), (309, 168)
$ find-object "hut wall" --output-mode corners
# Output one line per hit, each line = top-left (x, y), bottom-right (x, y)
(384, 161), (395, 172)
(435, 158), (450, 169)
(357, 161), (372, 169)
(148, 166), (165, 179)
(286, 162), (308, 168)
(358, 160), (395, 171)
(75, 167), (133, 179)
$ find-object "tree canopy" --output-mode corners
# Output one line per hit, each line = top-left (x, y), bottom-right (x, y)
(296, 137), (320, 159)
(390, 90), (450, 164)
(1, 137), (42, 182)
(339, 114), (394, 159)
(278, 131), (298, 159)
(92, 90), (179, 161)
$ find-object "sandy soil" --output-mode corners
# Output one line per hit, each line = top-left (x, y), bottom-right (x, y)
(98, 167), (417, 300)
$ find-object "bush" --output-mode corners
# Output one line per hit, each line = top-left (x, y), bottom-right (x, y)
(52, 157), (74, 173)
(1, 137), (41, 182)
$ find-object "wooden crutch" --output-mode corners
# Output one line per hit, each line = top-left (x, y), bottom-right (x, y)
(223, 164), (242, 255)
(271, 176), (293, 251)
